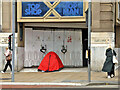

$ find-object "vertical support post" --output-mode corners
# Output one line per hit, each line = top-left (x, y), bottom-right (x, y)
(88, 0), (91, 82)
(12, 0), (15, 82)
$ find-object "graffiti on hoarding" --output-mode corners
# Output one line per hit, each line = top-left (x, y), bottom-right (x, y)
(67, 36), (72, 43)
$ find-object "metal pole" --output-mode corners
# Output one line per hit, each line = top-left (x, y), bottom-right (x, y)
(12, 0), (15, 82)
(88, 0), (91, 82)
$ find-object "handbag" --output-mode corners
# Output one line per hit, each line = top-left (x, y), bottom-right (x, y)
(112, 50), (118, 64)
(6, 54), (12, 61)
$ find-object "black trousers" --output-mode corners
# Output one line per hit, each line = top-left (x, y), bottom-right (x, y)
(108, 63), (115, 76)
(3, 60), (12, 72)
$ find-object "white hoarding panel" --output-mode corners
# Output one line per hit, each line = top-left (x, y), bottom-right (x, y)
(25, 28), (83, 67)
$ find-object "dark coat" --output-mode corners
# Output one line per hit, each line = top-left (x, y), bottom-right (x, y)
(102, 48), (116, 72)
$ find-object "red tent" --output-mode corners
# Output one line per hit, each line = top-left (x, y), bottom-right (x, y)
(38, 51), (64, 72)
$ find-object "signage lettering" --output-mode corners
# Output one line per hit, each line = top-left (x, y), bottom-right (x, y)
(63, 3), (80, 15)
(55, 2), (83, 16)
(25, 4), (42, 15)
(22, 2), (83, 17)
(22, 2), (49, 17)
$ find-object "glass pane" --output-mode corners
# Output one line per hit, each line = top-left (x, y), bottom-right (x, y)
(55, 1), (83, 16)
(22, 2), (49, 17)
(49, 13), (55, 17)
(50, 2), (54, 5)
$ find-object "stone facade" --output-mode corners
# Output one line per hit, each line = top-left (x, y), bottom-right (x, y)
(92, 2), (114, 32)
(116, 26), (120, 48)
(0, 1), (119, 71)
(91, 2), (115, 71)
(2, 2), (12, 32)
(0, 0), (2, 31)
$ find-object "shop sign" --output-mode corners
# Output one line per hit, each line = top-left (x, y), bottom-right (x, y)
(22, 1), (83, 17)
(55, 2), (83, 16)
(22, 2), (49, 17)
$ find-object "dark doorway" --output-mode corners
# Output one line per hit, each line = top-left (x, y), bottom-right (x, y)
(82, 29), (88, 67)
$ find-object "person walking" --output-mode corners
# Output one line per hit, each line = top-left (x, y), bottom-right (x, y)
(1, 47), (12, 73)
(102, 45), (117, 78)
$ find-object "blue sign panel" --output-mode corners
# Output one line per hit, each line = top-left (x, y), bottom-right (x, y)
(55, 2), (83, 16)
(50, 2), (54, 4)
(22, 2), (49, 17)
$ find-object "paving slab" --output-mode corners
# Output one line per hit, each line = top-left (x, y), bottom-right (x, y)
(0, 68), (118, 84)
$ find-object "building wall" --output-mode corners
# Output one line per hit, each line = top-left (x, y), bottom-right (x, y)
(116, 2), (120, 48)
(0, 0), (2, 31)
(0, 33), (21, 71)
(16, 1), (117, 71)
(92, 2), (114, 32)
(0, 1), (22, 71)
(17, 47), (24, 71)
(91, 2), (115, 71)
(0, 1), (118, 71)
(116, 26), (120, 48)
(2, 2), (12, 32)
(17, 23), (25, 47)
(91, 32), (114, 71)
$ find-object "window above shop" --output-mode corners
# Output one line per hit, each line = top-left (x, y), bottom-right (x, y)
(54, 2), (83, 16)
(22, 1), (83, 17)
(22, 2), (49, 17)
(17, 0), (88, 22)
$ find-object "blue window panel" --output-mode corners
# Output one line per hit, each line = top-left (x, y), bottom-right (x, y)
(22, 2), (49, 17)
(50, 2), (54, 4)
(119, 3), (120, 18)
(55, 2), (83, 16)
(49, 13), (55, 16)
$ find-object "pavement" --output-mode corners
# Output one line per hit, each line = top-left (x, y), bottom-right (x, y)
(0, 68), (119, 89)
